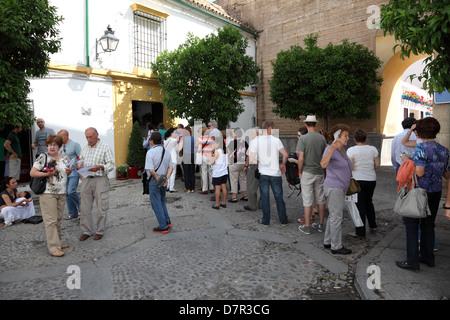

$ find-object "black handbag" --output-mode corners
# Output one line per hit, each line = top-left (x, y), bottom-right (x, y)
(22, 216), (43, 224)
(30, 154), (48, 195)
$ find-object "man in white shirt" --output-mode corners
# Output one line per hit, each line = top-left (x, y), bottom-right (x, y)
(391, 117), (417, 174)
(249, 121), (289, 227)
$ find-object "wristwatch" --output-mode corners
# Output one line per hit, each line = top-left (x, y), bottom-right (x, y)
(444, 204), (450, 210)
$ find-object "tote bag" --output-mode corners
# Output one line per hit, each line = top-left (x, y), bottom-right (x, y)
(394, 172), (429, 218)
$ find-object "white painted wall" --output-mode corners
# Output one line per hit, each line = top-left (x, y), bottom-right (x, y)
(29, 0), (257, 177)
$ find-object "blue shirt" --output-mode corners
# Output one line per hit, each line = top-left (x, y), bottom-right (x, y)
(413, 142), (449, 193)
(61, 140), (81, 166)
(145, 145), (173, 178)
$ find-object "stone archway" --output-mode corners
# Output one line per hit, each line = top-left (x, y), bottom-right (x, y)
(378, 51), (428, 136)
(374, 35), (429, 164)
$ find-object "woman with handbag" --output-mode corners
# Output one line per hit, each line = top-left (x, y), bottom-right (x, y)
(320, 124), (353, 255)
(346, 129), (380, 238)
(30, 134), (72, 257)
(0, 177), (35, 227)
(179, 126), (196, 193)
(396, 117), (450, 271)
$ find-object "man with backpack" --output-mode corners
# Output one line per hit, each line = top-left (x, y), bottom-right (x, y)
(296, 115), (328, 234)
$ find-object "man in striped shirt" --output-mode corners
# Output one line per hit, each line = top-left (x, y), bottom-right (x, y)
(77, 127), (114, 241)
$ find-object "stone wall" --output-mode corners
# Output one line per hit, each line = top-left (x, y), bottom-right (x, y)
(216, 0), (386, 134)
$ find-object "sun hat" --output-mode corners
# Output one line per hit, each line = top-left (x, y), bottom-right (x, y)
(303, 115), (318, 123)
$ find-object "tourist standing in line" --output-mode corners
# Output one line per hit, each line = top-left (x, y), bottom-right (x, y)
(32, 118), (55, 158)
(58, 129), (81, 220)
(296, 115), (327, 234)
(249, 121), (289, 227)
(30, 134), (72, 257)
(346, 129), (380, 238)
(320, 124), (353, 255)
(145, 131), (173, 233)
(77, 128), (115, 241)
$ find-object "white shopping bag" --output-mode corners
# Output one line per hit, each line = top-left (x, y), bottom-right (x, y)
(345, 198), (364, 227)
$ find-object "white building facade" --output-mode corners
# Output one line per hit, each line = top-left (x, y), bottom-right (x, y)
(28, 0), (258, 173)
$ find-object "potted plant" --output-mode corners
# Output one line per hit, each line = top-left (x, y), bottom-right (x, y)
(127, 121), (147, 179)
(116, 164), (129, 180)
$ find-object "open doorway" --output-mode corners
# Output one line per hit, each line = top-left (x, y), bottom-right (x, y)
(132, 101), (164, 137)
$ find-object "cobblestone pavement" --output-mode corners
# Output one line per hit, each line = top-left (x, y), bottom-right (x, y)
(0, 167), (401, 300)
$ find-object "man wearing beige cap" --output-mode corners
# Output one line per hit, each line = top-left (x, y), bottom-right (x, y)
(296, 115), (327, 234)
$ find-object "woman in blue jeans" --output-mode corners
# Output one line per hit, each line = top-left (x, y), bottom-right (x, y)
(396, 117), (450, 270)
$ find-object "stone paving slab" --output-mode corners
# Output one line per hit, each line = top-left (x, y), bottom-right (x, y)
(4, 166), (445, 301)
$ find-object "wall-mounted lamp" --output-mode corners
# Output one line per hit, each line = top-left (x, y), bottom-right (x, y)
(96, 25), (119, 60)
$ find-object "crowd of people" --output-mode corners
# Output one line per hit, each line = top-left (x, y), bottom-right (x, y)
(0, 115), (449, 273)
(1, 119), (114, 257)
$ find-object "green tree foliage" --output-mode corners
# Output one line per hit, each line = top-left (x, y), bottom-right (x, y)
(380, 0), (450, 94)
(269, 34), (383, 129)
(151, 25), (260, 128)
(0, 0), (62, 130)
(127, 121), (147, 168)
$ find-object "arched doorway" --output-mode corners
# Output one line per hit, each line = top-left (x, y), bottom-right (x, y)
(378, 51), (428, 136)
(375, 35), (429, 164)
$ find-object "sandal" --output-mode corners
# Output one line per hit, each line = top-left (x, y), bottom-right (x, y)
(395, 260), (419, 271)
(212, 205), (220, 210)
(240, 197), (248, 201)
(220, 204), (226, 208)
(228, 198), (238, 203)
(348, 232), (365, 239)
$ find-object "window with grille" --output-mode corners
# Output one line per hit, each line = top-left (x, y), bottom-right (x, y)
(133, 10), (167, 68)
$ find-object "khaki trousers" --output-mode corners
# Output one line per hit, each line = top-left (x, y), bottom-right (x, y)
(229, 163), (247, 194)
(80, 176), (109, 236)
(39, 193), (66, 253)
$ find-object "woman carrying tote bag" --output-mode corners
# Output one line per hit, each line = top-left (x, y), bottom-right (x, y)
(396, 117), (450, 271)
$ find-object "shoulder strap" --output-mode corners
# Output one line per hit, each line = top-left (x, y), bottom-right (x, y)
(337, 148), (353, 176)
(155, 147), (165, 172)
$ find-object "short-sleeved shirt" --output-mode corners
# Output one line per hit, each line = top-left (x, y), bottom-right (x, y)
(296, 132), (327, 175)
(6, 131), (21, 158)
(346, 145), (379, 181)
(145, 145), (173, 178)
(323, 146), (352, 192)
(249, 135), (284, 177)
(33, 153), (70, 194)
(35, 127), (55, 155)
(61, 140), (81, 166)
(413, 141), (449, 193)
(79, 140), (115, 177)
